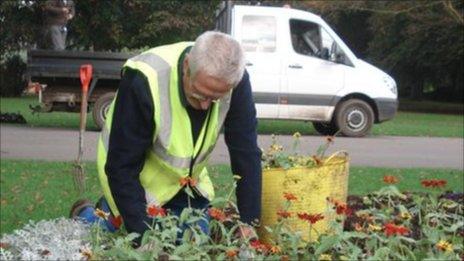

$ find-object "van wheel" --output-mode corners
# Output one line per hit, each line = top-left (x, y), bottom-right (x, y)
(335, 99), (374, 137)
(92, 92), (115, 130)
(312, 121), (338, 136)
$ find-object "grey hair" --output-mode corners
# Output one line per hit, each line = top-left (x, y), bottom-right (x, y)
(189, 31), (245, 87)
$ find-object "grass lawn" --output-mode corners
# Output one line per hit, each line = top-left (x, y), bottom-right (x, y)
(1, 97), (464, 137)
(1, 159), (462, 235)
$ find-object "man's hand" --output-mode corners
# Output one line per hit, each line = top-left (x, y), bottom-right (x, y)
(235, 224), (257, 241)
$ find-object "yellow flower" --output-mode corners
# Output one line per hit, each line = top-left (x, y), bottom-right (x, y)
(94, 208), (109, 220)
(319, 254), (332, 261)
(269, 245), (281, 254)
(436, 240), (453, 252)
(368, 224), (382, 232)
(400, 211), (412, 220)
(292, 132), (301, 139)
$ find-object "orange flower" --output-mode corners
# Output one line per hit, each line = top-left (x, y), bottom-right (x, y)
(421, 179), (447, 188)
(146, 205), (166, 218)
(297, 212), (324, 224)
(208, 207), (226, 222)
(383, 175), (398, 184)
(0, 242), (9, 249)
(226, 248), (238, 257)
(281, 255), (290, 261)
(383, 222), (409, 237)
(312, 155), (323, 166)
(179, 177), (197, 187)
(110, 215), (123, 229)
(94, 208), (110, 220)
(277, 210), (292, 219)
(283, 192), (297, 201)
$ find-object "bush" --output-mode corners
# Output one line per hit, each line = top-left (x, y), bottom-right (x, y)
(0, 55), (27, 97)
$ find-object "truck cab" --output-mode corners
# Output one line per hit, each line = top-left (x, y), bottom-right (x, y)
(217, 4), (398, 137)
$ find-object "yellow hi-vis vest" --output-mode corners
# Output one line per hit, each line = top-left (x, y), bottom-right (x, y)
(96, 42), (233, 216)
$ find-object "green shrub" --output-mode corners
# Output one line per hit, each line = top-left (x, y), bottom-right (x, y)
(0, 55), (27, 97)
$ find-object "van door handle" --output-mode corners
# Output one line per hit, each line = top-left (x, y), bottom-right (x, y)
(246, 62), (253, 66)
(289, 64), (303, 69)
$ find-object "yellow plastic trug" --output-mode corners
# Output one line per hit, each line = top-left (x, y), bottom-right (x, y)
(258, 152), (349, 243)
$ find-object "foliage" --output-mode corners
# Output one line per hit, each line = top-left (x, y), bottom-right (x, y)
(0, 55), (27, 97)
(3, 176), (462, 260)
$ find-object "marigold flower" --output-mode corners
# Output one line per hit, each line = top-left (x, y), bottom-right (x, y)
(208, 207), (226, 222)
(400, 211), (412, 220)
(354, 222), (363, 232)
(110, 215), (123, 229)
(421, 179), (447, 188)
(326, 136), (334, 143)
(94, 208), (110, 220)
(283, 192), (297, 201)
(281, 255), (290, 261)
(79, 247), (92, 260)
(383, 175), (398, 184)
(277, 210), (292, 219)
(146, 205), (166, 218)
(383, 222), (409, 237)
(436, 240), (453, 252)
(226, 248), (238, 257)
(368, 224), (382, 232)
(298, 212), (324, 224)
(319, 254), (333, 261)
(269, 245), (281, 254)
(327, 198), (352, 216)
(179, 177), (197, 187)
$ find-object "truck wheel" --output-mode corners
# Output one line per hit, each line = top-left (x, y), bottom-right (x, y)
(335, 99), (374, 137)
(312, 121), (338, 136)
(93, 92), (115, 130)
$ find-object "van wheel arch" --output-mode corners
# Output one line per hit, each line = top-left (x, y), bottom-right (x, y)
(334, 93), (379, 123)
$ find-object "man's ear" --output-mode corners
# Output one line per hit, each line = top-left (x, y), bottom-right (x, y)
(183, 55), (190, 75)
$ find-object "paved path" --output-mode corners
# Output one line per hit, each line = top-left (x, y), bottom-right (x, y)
(1, 125), (463, 169)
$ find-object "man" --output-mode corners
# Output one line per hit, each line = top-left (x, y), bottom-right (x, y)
(72, 31), (262, 245)
(39, 0), (75, 50)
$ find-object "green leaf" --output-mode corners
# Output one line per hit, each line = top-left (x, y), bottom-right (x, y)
(315, 235), (339, 256)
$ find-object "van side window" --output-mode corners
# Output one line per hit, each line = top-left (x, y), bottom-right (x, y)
(242, 15), (276, 52)
(290, 19), (345, 63)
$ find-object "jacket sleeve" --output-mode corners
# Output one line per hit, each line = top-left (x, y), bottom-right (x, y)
(105, 69), (154, 242)
(224, 70), (262, 225)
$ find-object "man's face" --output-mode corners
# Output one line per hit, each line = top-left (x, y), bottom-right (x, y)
(183, 57), (232, 110)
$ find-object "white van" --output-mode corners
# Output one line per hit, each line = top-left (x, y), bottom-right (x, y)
(216, 4), (398, 137)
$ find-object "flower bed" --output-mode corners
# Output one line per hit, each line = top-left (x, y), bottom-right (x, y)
(1, 135), (462, 260)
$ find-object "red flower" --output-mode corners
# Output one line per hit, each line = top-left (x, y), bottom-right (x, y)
(277, 210), (292, 219)
(383, 175), (398, 184)
(179, 177), (197, 187)
(250, 239), (268, 252)
(208, 207), (226, 222)
(146, 205), (166, 218)
(383, 222), (410, 237)
(327, 198), (352, 216)
(297, 212), (324, 224)
(283, 192), (297, 201)
(421, 179), (447, 188)
(110, 215), (123, 229)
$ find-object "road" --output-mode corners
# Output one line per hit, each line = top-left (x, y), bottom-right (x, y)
(1, 125), (463, 169)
